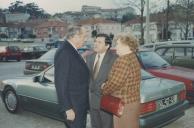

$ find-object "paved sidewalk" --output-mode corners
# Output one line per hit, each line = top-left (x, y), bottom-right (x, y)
(164, 105), (194, 128)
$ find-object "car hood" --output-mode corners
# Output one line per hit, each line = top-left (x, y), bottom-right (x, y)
(2, 76), (33, 85)
(148, 66), (194, 81)
(140, 77), (185, 103)
(1, 76), (33, 91)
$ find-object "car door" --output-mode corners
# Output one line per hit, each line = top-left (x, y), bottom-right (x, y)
(184, 47), (194, 69)
(172, 47), (188, 67)
(20, 67), (60, 119)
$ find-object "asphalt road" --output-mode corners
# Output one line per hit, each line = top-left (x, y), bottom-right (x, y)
(0, 98), (65, 128)
(0, 61), (194, 128)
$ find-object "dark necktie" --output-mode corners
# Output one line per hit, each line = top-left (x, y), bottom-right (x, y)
(93, 54), (100, 79)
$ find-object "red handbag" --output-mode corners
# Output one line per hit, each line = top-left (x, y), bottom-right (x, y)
(100, 95), (125, 117)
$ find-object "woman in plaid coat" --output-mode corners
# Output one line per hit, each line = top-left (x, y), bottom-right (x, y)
(102, 33), (141, 128)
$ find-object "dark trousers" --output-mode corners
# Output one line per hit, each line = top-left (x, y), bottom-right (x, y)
(90, 108), (113, 128)
(65, 109), (87, 128)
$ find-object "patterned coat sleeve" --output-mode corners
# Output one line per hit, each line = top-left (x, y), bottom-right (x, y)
(102, 57), (129, 95)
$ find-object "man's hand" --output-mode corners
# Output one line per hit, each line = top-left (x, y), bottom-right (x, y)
(65, 109), (75, 121)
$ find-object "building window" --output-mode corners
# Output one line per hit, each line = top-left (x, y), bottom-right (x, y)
(48, 28), (52, 32)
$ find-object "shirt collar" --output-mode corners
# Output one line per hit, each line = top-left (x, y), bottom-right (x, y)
(67, 40), (77, 50)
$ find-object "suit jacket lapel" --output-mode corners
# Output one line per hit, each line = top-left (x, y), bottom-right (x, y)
(88, 53), (96, 77)
(94, 51), (110, 81)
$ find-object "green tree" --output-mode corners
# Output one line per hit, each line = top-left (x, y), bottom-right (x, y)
(9, 1), (25, 13)
(8, 1), (50, 19)
(121, 13), (136, 23)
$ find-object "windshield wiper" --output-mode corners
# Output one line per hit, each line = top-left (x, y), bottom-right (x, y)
(142, 76), (155, 80)
(149, 65), (160, 68)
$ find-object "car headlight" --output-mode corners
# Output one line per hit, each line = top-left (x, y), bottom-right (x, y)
(0, 80), (3, 90)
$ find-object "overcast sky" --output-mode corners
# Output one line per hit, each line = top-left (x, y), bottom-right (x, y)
(0, 0), (120, 14)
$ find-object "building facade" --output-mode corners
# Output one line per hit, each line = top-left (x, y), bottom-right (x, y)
(35, 19), (67, 40)
(5, 13), (30, 23)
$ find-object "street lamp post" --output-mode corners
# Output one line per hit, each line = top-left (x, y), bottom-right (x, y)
(145, 0), (150, 44)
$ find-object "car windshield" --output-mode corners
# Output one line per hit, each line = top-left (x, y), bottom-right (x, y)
(141, 69), (155, 80)
(138, 51), (170, 69)
(39, 48), (56, 60)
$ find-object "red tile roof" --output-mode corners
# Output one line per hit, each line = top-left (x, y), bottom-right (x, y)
(36, 20), (67, 28)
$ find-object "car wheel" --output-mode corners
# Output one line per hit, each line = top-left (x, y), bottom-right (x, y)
(3, 87), (19, 113)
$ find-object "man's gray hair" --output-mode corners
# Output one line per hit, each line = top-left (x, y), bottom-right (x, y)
(66, 25), (83, 39)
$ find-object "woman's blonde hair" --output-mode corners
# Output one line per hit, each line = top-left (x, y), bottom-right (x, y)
(115, 33), (139, 52)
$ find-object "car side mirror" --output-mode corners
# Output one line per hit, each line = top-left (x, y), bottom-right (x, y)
(33, 75), (41, 82)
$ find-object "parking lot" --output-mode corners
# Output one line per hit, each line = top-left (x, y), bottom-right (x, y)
(0, 61), (194, 128)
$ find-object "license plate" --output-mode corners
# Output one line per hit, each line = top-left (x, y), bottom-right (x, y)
(158, 95), (178, 109)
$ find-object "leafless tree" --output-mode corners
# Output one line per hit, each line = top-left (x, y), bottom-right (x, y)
(174, 0), (194, 39)
(113, 0), (165, 44)
(126, 0), (145, 44)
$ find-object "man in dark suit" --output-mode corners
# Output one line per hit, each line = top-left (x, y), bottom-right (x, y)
(54, 26), (89, 128)
(86, 34), (118, 128)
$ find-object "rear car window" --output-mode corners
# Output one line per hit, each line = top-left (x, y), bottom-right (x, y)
(139, 51), (170, 69)
(164, 48), (174, 56)
(40, 48), (56, 60)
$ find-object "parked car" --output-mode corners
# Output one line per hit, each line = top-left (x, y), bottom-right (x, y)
(0, 66), (188, 128)
(22, 45), (48, 59)
(140, 42), (169, 51)
(141, 40), (194, 51)
(23, 47), (91, 75)
(138, 50), (194, 102)
(0, 46), (22, 61)
(45, 40), (64, 49)
(155, 43), (194, 69)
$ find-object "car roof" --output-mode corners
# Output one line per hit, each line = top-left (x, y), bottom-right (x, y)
(110, 47), (151, 52)
(156, 43), (194, 49)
